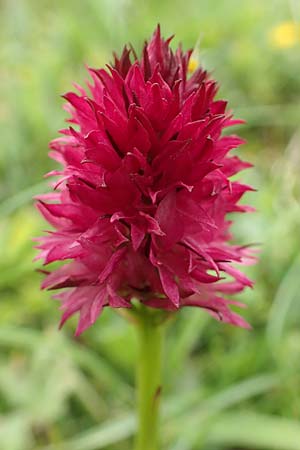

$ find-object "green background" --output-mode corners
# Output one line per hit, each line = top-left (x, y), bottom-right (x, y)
(1, 0), (300, 449)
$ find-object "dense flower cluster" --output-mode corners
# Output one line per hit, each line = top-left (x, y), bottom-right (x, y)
(36, 26), (255, 335)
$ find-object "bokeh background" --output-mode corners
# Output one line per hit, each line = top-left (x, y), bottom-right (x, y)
(1, 0), (300, 449)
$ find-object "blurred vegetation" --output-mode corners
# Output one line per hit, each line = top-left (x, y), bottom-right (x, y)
(1, 0), (300, 449)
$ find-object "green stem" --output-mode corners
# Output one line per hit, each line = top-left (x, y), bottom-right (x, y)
(134, 309), (164, 450)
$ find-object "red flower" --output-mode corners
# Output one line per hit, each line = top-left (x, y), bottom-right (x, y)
(35, 26), (255, 335)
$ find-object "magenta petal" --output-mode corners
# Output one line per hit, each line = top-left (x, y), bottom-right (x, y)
(218, 263), (253, 288)
(155, 191), (183, 248)
(182, 295), (251, 329)
(131, 224), (146, 251)
(158, 266), (180, 307)
(107, 285), (131, 308)
(90, 287), (107, 323)
(98, 246), (127, 283)
(59, 286), (107, 334)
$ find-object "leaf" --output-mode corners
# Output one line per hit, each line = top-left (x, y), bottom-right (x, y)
(39, 373), (279, 450)
(266, 253), (300, 350)
(166, 372), (280, 449)
(40, 415), (135, 450)
(0, 181), (49, 217)
(0, 326), (131, 396)
(208, 411), (300, 450)
(0, 414), (32, 450)
(167, 309), (209, 374)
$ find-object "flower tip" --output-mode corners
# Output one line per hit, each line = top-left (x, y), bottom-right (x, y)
(74, 328), (82, 337)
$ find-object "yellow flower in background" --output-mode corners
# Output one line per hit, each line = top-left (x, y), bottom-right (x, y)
(269, 21), (300, 48)
(188, 57), (199, 73)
